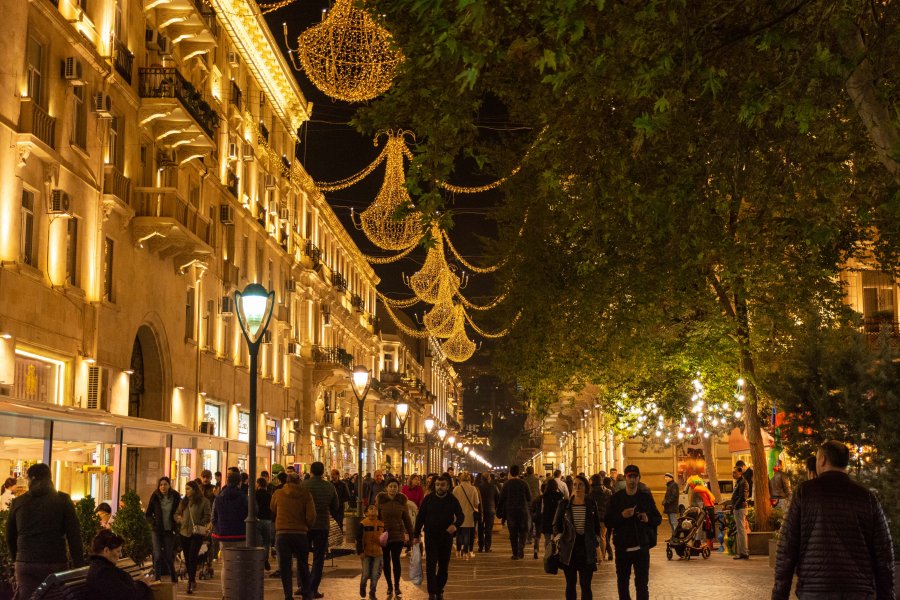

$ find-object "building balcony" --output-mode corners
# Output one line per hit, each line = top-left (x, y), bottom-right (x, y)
(113, 38), (135, 84)
(331, 272), (348, 293)
(102, 165), (132, 216)
(131, 187), (213, 265)
(311, 346), (353, 370)
(17, 98), (57, 160)
(138, 67), (218, 149)
(143, 0), (218, 59)
(305, 240), (322, 269)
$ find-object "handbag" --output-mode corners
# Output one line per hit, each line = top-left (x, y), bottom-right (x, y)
(543, 539), (560, 575)
(188, 505), (207, 536)
(460, 485), (480, 522)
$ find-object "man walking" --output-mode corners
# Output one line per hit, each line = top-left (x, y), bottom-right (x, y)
(662, 473), (679, 540)
(414, 474), (463, 600)
(772, 441), (894, 600)
(365, 470), (386, 507)
(605, 465), (661, 600)
(553, 469), (569, 498)
(6, 463), (83, 600)
(522, 467), (541, 544)
(212, 471), (248, 596)
(301, 461), (340, 599)
(476, 472), (499, 552)
(731, 466), (749, 560)
(330, 469), (350, 530)
(271, 472), (316, 600)
(497, 464), (532, 560)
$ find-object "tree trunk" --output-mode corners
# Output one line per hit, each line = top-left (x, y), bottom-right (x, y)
(735, 294), (773, 531)
(702, 434), (722, 500)
(840, 23), (900, 182)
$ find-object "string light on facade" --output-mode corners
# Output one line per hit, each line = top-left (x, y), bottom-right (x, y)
(291, 0), (402, 102)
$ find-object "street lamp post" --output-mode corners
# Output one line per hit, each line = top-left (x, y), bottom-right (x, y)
(395, 398), (409, 481)
(437, 428), (447, 472)
(424, 416), (435, 474)
(447, 434), (456, 473)
(235, 283), (275, 547)
(350, 365), (371, 517)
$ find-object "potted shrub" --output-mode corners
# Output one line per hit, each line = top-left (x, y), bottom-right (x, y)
(747, 506), (783, 556)
(0, 510), (14, 600)
(74, 496), (101, 560)
(110, 490), (152, 565)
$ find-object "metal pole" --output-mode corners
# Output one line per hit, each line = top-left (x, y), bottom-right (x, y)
(400, 423), (405, 481)
(245, 345), (258, 546)
(357, 397), (365, 515)
(425, 435), (430, 475)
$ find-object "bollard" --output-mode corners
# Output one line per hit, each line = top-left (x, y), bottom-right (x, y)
(222, 546), (265, 600)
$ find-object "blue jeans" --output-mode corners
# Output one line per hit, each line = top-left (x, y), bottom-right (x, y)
(257, 519), (273, 564)
(667, 512), (679, 538)
(276, 533), (310, 600)
(151, 530), (177, 582)
(360, 555), (383, 597)
(308, 528), (328, 595)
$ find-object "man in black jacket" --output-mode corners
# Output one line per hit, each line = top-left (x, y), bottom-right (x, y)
(414, 474), (463, 600)
(476, 473), (499, 552)
(772, 441), (894, 600)
(497, 464), (532, 560)
(731, 466), (749, 560)
(605, 465), (661, 600)
(662, 473), (679, 540)
(6, 463), (84, 600)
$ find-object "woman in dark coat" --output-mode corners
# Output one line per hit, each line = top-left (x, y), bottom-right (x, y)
(534, 478), (563, 559)
(144, 476), (181, 582)
(85, 530), (153, 600)
(376, 478), (413, 598)
(553, 475), (601, 600)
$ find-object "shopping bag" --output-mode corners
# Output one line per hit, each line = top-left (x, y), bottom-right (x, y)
(409, 542), (423, 585)
(543, 540), (560, 575)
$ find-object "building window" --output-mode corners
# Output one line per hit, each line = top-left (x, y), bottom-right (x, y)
(223, 314), (232, 359)
(72, 86), (87, 149)
(256, 244), (263, 283)
(26, 37), (44, 105)
(14, 350), (65, 404)
(238, 411), (250, 442)
(106, 116), (123, 168)
(862, 270), (896, 330)
(21, 190), (36, 266)
(66, 218), (79, 286)
(103, 237), (114, 301)
(205, 299), (215, 349)
(185, 287), (195, 340)
(203, 401), (225, 437)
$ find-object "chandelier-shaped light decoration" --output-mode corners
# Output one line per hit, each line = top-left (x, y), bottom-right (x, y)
(407, 233), (460, 303)
(423, 300), (457, 338)
(295, 0), (403, 102)
(359, 134), (422, 250)
(441, 309), (476, 362)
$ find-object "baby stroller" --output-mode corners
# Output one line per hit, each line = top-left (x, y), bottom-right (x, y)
(175, 534), (215, 581)
(666, 506), (711, 561)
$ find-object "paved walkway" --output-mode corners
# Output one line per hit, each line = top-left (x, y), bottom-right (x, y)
(180, 528), (778, 600)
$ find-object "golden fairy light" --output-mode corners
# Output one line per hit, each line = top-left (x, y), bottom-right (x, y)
(291, 0), (402, 103)
(423, 301), (457, 338)
(359, 134), (423, 250)
(441, 309), (476, 362)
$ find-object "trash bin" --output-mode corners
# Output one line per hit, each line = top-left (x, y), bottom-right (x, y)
(344, 512), (361, 545)
(222, 546), (265, 600)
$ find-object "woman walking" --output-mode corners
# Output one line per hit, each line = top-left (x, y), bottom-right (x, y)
(452, 472), (481, 559)
(175, 480), (211, 594)
(553, 475), (601, 600)
(376, 478), (413, 599)
(401, 474), (425, 508)
(535, 478), (564, 559)
(145, 476), (181, 583)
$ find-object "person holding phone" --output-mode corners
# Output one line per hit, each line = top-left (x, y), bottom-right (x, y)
(605, 465), (661, 600)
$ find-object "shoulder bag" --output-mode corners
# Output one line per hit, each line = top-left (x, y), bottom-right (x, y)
(460, 484), (480, 523)
(543, 539), (560, 575)
(188, 504), (207, 536)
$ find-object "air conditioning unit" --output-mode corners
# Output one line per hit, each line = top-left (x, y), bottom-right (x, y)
(62, 57), (85, 84)
(242, 144), (254, 161)
(199, 421), (216, 435)
(279, 207), (290, 221)
(261, 331), (273, 344)
(145, 28), (159, 47)
(219, 204), (235, 225)
(49, 190), (73, 216)
(264, 175), (276, 189)
(341, 416), (352, 428)
(287, 341), (300, 356)
(227, 51), (240, 68)
(227, 142), (238, 161)
(220, 296), (234, 315)
(92, 92), (113, 118)
(286, 279), (297, 293)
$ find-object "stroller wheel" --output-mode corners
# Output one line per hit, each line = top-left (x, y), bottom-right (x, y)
(666, 547), (673, 561)
(701, 547), (711, 559)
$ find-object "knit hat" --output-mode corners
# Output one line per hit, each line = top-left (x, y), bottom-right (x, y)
(664, 472), (674, 479)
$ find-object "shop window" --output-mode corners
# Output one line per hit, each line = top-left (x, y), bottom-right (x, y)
(238, 411), (250, 442)
(203, 401), (224, 436)
(13, 350), (64, 404)
(20, 190), (36, 267)
(205, 299), (215, 349)
(185, 287), (195, 340)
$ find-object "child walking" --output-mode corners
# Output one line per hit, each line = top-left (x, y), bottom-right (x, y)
(357, 503), (385, 600)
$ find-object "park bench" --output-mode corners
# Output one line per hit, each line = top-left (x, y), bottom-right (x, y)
(30, 558), (153, 600)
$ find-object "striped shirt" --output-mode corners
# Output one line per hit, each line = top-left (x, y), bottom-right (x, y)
(571, 503), (587, 534)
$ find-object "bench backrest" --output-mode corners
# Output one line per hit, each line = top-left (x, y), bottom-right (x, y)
(30, 559), (151, 600)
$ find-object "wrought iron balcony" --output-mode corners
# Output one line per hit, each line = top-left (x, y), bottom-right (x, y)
(331, 272), (348, 293)
(311, 346), (353, 370)
(131, 187), (213, 261)
(102, 165), (131, 207)
(113, 38), (134, 84)
(18, 98), (56, 150)
(230, 80), (242, 111)
(138, 67), (219, 139)
(351, 293), (365, 312)
(226, 171), (239, 198)
(305, 240), (322, 267)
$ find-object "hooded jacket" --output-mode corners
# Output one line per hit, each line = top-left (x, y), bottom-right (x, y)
(6, 478), (83, 565)
(376, 491), (413, 543)
(212, 484), (248, 541)
(270, 482), (316, 534)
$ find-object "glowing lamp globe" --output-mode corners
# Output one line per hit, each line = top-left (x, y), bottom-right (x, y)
(235, 283), (275, 344)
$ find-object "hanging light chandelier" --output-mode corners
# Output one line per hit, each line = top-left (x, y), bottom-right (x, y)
(359, 134), (422, 250)
(441, 309), (476, 362)
(294, 0), (403, 102)
(423, 300), (457, 338)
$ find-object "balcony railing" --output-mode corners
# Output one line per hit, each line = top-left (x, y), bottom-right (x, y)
(138, 68), (219, 138)
(19, 99), (56, 149)
(280, 156), (291, 179)
(113, 38), (134, 84)
(351, 293), (365, 312)
(103, 165), (131, 204)
(132, 187), (211, 245)
(305, 240), (322, 266)
(311, 346), (353, 370)
(226, 171), (238, 197)
(331, 272), (348, 293)
(198, 5), (219, 38)
(230, 81), (242, 111)
(258, 122), (269, 144)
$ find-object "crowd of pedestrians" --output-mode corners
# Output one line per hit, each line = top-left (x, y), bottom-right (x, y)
(1, 439), (895, 600)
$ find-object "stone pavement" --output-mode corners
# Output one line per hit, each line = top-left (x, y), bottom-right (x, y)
(180, 528), (778, 600)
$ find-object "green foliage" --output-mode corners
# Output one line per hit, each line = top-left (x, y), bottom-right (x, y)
(0, 510), (12, 583)
(74, 496), (101, 561)
(110, 490), (152, 566)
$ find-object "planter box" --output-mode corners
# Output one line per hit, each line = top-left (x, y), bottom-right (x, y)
(748, 531), (775, 556)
